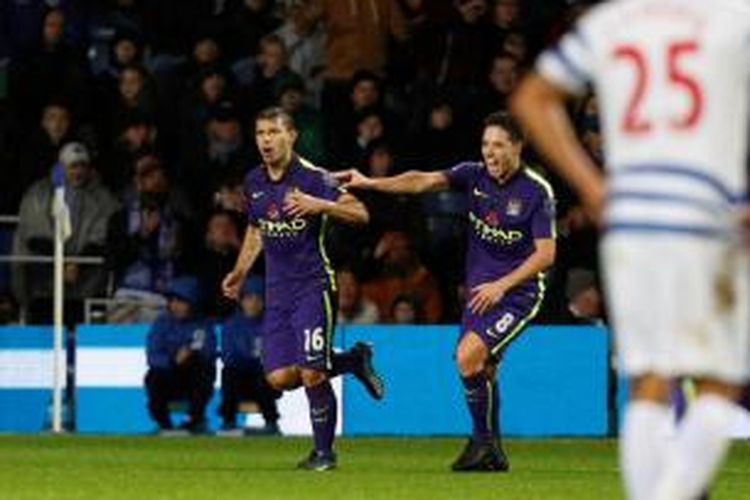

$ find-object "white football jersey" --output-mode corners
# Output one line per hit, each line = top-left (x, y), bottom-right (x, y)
(537, 0), (750, 237)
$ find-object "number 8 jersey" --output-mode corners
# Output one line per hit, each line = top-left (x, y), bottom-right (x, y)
(538, 0), (750, 236)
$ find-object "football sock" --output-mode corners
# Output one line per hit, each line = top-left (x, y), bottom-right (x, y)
(329, 349), (359, 377)
(462, 373), (493, 443)
(305, 381), (337, 455)
(620, 400), (672, 500)
(652, 394), (735, 500)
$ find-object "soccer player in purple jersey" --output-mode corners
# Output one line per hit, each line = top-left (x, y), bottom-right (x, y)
(222, 108), (384, 471)
(335, 112), (557, 471)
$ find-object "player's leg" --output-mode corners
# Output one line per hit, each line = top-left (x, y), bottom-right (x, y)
(247, 365), (281, 433)
(298, 368), (338, 470)
(652, 379), (742, 500)
(328, 341), (385, 400)
(293, 286), (339, 470)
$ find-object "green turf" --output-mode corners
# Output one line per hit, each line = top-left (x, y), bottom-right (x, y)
(0, 436), (749, 499)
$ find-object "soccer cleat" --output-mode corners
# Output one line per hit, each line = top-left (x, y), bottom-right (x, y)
(351, 342), (385, 400)
(296, 450), (337, 471)
(450, 439), (510, 472)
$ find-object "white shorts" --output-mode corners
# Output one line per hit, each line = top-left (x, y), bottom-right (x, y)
(602, 233), (750, 383)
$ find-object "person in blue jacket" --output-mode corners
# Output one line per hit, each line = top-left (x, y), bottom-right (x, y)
(144, 276), (217, 433)
(219, 275), (281, 433)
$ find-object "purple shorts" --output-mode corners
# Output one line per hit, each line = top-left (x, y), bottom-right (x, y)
(460, 291), (542, 361)
(261, 284), (336, 373)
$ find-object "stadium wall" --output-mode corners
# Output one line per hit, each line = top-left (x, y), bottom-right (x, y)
(0, 324), (619, 436)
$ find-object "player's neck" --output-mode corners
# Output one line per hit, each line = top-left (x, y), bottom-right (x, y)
(265, 153), (295, 181)
(496, 163), (521, 185)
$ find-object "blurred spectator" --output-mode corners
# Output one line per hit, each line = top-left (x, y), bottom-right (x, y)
(478, 51), (519, 113)
(225, 0), (283, 62)
(410, 98), (468, 169)
(390, 293), (424, 324)
(107, 154), (195, 319)
(560, 268), (604, 325)
(102, 111), (159, 192)
(145, 275), (217, 433)
(212, 177), (248, 214)
(198, 210), (242, 318)
(219, 276), (280, 433)
(274, 0), (326, 104)
(500, 29), (527, 62)
(0, 293), (19, 325)
(233, 33), (300, 113)
(492, 0), (520, 35)
(347, 107), (387, 164)
(180, 68), (234, 154)
(362, 231), (442, 322)
(8, 7), (90, 127)
(12, 142), (119, 324)
(277, 76), (326, 163)
(337, 268), (379, 324)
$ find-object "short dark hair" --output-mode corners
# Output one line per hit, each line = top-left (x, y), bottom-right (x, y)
(483, 111), (524, 144)
(255, 107), (296, 131)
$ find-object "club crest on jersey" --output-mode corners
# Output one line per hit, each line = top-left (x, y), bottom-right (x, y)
(484, 210), (500, 226)
(506, 198), (523, 217)
(267, 203), (280, 220)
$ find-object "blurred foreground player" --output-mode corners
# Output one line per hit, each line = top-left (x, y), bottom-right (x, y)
(219, 276), (280, 434)
(336, 112), (556, 471)
(513, 0), (750, 498)
(222, 108), (384, 471)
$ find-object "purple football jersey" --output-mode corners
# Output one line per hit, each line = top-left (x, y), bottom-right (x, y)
(444, 161), (556, 296)
(244, 156), (341, 294)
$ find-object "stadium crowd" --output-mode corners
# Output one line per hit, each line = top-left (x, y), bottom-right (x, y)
(0, 0), (604, 326)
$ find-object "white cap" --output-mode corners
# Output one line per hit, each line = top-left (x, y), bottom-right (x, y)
(58, 142), (90, 166)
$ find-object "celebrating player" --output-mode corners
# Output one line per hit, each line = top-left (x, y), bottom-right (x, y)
(222, 108), (384, 471)
(335, 111), (556, 472)
(512, 0), (750, 498)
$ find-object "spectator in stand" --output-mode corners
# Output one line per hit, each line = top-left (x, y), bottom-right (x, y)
(560, 268), (604, 325)
(490, 0), (520, 52)
(12, 142), (119, 324)
(233, 33), (300, 113)
(145, 275), (217, 433)
(390, 293), (424, 324)
(94, 29), (145, 85)
(478, 52), (519, 114)
(337, 268), (379, 325)
(219, 276), (280, 433)
(410, 97), (468, 169)
(180, 68), (235, 155)
(212, 176), (248, 215)
(103, 64), (157, 143)
(274, 0), (326, 105)
(346, 107), (387, 164)
(8, 7), (90, 126)
(499, 29), (527, 63)
(362, 230), (442, 323)
(102, 111), (159, 192)
(185, 101), (251, 208)
(107, 154), (195, 322)
(225, 0), (283, 62)
(276, 75), (326, 163)
(198, 210), (243, 319)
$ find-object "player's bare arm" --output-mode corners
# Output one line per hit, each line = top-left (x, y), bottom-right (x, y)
(511, 73), (605, 222)
(221, 224), (263, 300)
(468, 238), (556, 315)
(334, 169), (449, 194)
(283, 191), (369, 225)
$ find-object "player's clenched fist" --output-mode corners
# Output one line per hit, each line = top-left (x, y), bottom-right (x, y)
(221, 268), (245, 300)
(283, 189), (328, 217)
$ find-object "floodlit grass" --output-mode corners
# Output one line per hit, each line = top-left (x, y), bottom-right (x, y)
(0, 436), (748, 499)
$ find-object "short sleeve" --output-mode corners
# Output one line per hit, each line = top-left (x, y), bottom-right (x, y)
(531, 191), (557, 239)
(313, 170), (346, 202)
(536, 22), (595, 95)
(442, 162), (482, 193)
(243, 173), (260, 225)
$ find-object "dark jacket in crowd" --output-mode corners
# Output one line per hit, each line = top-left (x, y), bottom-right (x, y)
(221, 312), (263, 370)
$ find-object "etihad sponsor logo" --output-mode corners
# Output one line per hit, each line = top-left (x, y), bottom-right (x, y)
(258, 217), (308, 238)
(469, 212), (523, 245)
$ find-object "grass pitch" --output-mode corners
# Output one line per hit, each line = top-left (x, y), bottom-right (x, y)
(1, 436), (749, 499)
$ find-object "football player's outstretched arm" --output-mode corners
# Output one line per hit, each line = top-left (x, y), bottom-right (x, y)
(511, 73), (605, 222)
(333, 169), (450, 194)
(222, 224), (263, 300)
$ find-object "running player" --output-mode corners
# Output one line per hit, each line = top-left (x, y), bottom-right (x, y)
(335, 111), (556, 471)
(512, 0), (750, 498)
(222, 107), (384, 471)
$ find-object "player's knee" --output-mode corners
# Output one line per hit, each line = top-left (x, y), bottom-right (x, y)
(456, 346), (484, 378)
(300, 368), (328, 388)
(630, 373), (671, 403)
(266, 368), (300, 391)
